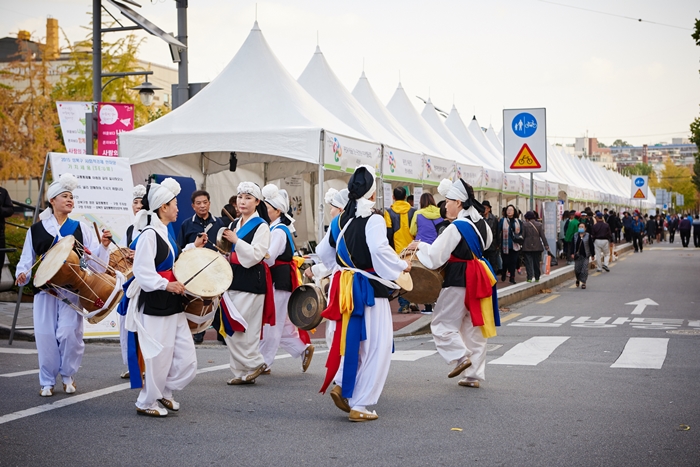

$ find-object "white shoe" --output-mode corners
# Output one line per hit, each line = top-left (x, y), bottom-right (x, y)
(158, 398), (180, 411)
(63, 377), (76, 394)
(40, 386), (54, 397)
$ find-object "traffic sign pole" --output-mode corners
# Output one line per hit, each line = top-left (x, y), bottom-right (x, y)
(530, 173), (534, 211)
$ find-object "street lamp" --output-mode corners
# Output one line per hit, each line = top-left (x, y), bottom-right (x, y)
(131, 79), (163, 106)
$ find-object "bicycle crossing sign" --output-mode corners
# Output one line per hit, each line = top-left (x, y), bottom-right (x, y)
(631, 176), (648, 199)
(503, 108), (547, 173)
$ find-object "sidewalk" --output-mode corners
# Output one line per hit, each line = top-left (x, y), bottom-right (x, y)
(0, 242), (635, 344)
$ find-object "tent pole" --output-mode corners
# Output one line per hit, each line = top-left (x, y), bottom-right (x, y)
(378, 145), (384, 211)
(317, 130), (325, 243)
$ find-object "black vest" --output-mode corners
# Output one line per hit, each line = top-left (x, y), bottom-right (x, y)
(30, 221), (83, 257)
(138, 229), (184, 317)
(125, 225), (135, 247)
(442, 218), (489, 289)
(229, 220), (267, 295)
(331, 214), (389, 298)
(269, 227), (294, 292)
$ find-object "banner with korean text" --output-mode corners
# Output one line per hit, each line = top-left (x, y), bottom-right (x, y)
(56, 101), (92, 155)
(97, 102), (134, 157)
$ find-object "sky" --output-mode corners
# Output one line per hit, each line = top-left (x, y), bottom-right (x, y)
(1, 0), (699, 148)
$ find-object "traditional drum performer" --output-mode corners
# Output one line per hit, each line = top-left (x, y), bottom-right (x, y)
(317, 165), (410, 422)
(15, 173), (112, 397)
(126, 178), (207, 417)
(220, 182), (273, 385)
(407, 178), (500, 389)
(304, 187), (349, 349)
(116, 184), (145, 380)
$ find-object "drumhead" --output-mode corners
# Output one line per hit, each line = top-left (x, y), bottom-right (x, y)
(173, 248), (232, 297)
(34, 235), (76, 288)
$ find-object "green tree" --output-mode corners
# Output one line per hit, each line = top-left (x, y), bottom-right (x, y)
(689, 15), (700, 199)
(612, 139), (629, 147)
(658, 160), (695, 211)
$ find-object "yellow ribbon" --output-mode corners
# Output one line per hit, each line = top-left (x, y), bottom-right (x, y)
(338, 270), (355, 356)
(478, 259), (498, 338)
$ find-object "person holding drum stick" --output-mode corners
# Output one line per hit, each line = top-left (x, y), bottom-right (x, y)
(220, 182), (273, 386)
(258, 184), (314, 374)
(317, 165), (410, 422)
(127, 178), (207, 417)
(115, 184), (146, 380)
(15, 173), (112, 397)
(406, 178), (500, 389)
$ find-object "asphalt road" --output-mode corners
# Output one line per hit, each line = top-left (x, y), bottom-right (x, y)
(0, 242), (698, 466)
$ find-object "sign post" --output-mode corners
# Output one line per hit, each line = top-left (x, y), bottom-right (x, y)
(503, 108), (547, 211)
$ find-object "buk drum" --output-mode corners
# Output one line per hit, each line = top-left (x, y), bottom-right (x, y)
(34, 235), (124, 324)
(173, 248), (232, 335)
(108, 247), (133, 280)
(288, 284), (325, 331)
(398, 250), (444, 304)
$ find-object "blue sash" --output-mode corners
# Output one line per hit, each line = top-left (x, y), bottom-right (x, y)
(271, 223), (297, 255)
(49, 218), (82, 249)
(231, 217), (266, 252)
(452, 219), (500, 327)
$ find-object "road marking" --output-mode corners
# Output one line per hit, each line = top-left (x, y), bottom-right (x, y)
(625, 298), (658, 315)
(489, 336), (570, 366)
(620, 257), (627, 261)
(569, 284), (577, 289)
(0, 369), (40, 378)
(609, 263), (616, 268)
(0, 350), (326, 426)
(591, 272), (601, 277)
(0, 348), (37, 355)
(610, 337), (668, 369)
(500, 313), (521, 323)
(392, 350), (436, 361)
(536, 294), (560, 304)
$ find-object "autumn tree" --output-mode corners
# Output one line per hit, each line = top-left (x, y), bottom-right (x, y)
(689, 15), (700, 197)
(0, 35), (64, 181)
(612, 139), (630, 147)
(657, 160), (695, 211)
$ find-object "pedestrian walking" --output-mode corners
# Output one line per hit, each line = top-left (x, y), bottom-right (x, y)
(607, 210), (621, 244)
(521, 211), (550, 282)
(668, 214), (679, 243)
(678, 215), (692, 248)
(655, 215), (664, 243)
(591, 212), (612, 272)
(479, 200), (499, 279)
(572, 223), (594, 289)
(498, 205), (522, 284)
(692, 215), (700, 248)
(564, 211), (579, 265)
(559, 210), (569, 260)
(645, 214), (656, 245)
(622, 212), (633, 243)
(630, 213), (645, 253)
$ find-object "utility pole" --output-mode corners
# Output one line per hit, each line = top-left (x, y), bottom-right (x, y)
(176, 0), (189, 108)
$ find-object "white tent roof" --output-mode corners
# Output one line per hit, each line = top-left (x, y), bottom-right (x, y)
(297, 47), (413, 153)
(444, 107), (502, 172)
(419, 100), (484, 168)
(119, 22), (370, 177)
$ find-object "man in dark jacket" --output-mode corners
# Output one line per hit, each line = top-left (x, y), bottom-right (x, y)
(591, 212), (612, 272)
(622, 212), (633, 243)
(645, 214), (657, 245)
(481, 200), (499, 274)
(668, 214), (679, 243)
(678, 215), (692, 248)
(630, 213), (645, 253)
(607, 211), (621, 243)
(0, 186), (13, 270)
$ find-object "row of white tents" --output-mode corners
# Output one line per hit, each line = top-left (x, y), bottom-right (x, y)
(119, 22), (654, 243)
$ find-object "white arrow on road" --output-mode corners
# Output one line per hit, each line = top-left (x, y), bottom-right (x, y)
(625, 298), (659, 315)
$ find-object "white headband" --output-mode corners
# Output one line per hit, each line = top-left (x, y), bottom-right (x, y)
(262, 184), (289, 212)
(148, 178), (181, 212)
(238, 181), (262, 200)
(132, 184), (146, 200)
(325, 188), (349, 209)
(438, 178), (467, 202)
(46, 173), (78, 201)
(358, 164), (376, 200)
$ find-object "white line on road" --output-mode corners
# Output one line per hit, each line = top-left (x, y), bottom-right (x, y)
(489, 336), (570, 366)
(0, 350), (327, 426)
(391, 350), (436, 361)
(610, 337), (668, 369)
(0, 348), (38, 355)
(0, 369), (40, 378)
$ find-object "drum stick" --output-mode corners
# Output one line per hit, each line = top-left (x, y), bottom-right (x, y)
(93, 222), (101, 240)
(206, 239), (228, 255)
(183, 256), (221, 286)
(222, 209), (236, 223)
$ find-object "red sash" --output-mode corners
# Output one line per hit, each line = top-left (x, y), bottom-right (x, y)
(446, 255), (493, 327)
(157, 270), (176, 282)
(230, 253), (276, 328)
(272, 259), (310, 344)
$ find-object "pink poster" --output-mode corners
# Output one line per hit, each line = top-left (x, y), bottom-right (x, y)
(96, 102), (134, 157)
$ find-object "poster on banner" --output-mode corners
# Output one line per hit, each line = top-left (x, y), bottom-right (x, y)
(543, 202), (558, 258)
(97, 102), (134, 157)
(503, 108), (547, 173)
(56, 101), (92, 155)
(280, 175), (310, 245)
(383, 182), (393, 211)
(49, 152), (135, 338)
(455, 164), (482, 188)
(423, 156), (455, 185)
(382, 147), (423, 184)
(413, 186), (423, 209)
(323, 131), (381, 174)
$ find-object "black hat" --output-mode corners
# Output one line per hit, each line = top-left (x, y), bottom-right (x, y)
(482, 200), (491, 208)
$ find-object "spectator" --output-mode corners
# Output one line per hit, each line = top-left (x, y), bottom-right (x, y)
(406, 194), (414, 208)
(559, 210), (570, 260)
(572, 222), (595, 289)
(434, 200), (451, 236)
(0, 185), (12, 270)
(679, 214), (692, 248)
(630, 212), (645, 253)
(479, 200), (499, 276)
(693, 215), (700, 248)
(221, 195), (237, 222)
(579, 212), (591, 232)
(655, 214), (664, 243)
(645, 214), (656, 245)
(384, 186), (416, 313)
(622, 211), (633, 243)
(603, 208), (609, 222)
(497, 204), (522, 284)
(408, 192), (443, 314)
(607, 210), (621, 244)
(521, 211), (550, 283)
(564, 211), (580, 265)
(591, 212), (612, 272)
(668, 214), (679, 243)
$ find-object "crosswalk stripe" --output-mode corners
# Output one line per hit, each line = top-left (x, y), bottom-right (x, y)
(610, 337), (668, 369)
(392, 350), (436, 361)
(489, 336), (570, 366)
(0, 369), (40, 378)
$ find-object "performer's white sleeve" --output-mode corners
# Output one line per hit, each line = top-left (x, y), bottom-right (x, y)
(315, 227), (337, 271)
(416, 223), (461, 270)
(483, 221), (493, 251)
(366, 214), (407, 281)
(81, 222), (110, 273)
(264, 228), (286, 267)
(234, 224), (270, 268)
(311, 263), (330, 279)
(132, 229), (169, 292)
(15, 228), (35, 285)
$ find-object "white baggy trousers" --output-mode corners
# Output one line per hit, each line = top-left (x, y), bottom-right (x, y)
(224, 290), (266, 379)
(432, 287), (487, 381)
(33, 291), (84, 387)
(334, 298), (393, 410)
(135, 312), (197, 410)
(594, 239), (610, 269)
(259, 289), (307, 367)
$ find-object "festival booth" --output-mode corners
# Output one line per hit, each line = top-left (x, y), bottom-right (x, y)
(119, 22), (379, 244)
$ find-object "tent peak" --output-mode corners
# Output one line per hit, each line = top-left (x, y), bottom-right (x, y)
(252, 20), (260, 31)
(359, 70), (366, 79)
(314, 44), (322, 54)
(397, 81), (403, 90)
(472, 115), (477, 121)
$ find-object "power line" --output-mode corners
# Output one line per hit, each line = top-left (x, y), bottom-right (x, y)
(537, 0), (692, 31)
(549, 131), (690, 139)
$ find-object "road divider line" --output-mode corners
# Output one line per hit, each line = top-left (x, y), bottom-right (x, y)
(499, 313), (521, 323)
(610, 337), (668, 369)
(536, 294), (560, 304)
(0, 369), (40, 378)
(489, 336), (570, 366)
